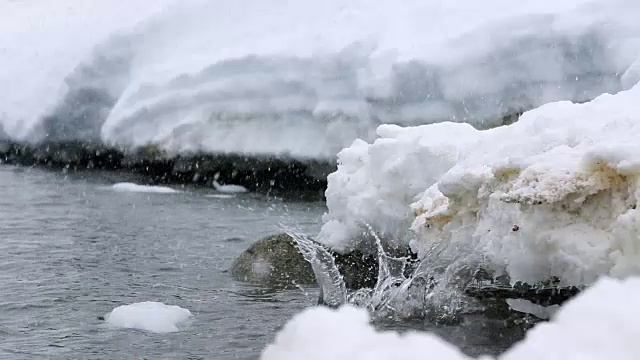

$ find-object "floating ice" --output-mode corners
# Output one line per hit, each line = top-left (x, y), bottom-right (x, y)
(105, 301), (192, 333)
(204, 194), (236, 199)
(111, 182), (180, 194)
(212, 180), (249, 194)
(262, 276), (640, 360)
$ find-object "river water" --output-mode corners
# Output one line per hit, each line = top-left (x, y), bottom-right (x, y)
(0, 165), (526, 359)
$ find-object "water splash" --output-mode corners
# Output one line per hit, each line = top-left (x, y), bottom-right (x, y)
(283, 227), (347, 307)
(285, 222), (480, 321)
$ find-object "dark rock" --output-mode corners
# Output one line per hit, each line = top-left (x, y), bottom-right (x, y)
(0, 140), (329, 199)
(465, 275), (581, 307)
(230, 233), (379, 290)
(333, 250), (378, 289)
(230, 233), (316, 287)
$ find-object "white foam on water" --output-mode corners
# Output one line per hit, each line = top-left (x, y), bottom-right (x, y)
(110, 182), (180, 194)
(105, 301), (192, 333)
(262, 276), (640, 360)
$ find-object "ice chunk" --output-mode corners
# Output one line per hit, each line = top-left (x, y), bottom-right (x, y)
(110, 182), (180, 194)
(105, 301), (192, 333)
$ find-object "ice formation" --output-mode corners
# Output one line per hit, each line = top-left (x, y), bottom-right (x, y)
(110, 182), (181, 194)
(262, 276), (640, 360)
(104, 301), (192, 333)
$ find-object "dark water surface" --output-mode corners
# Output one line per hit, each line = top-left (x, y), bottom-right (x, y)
(0, 165), (526, 359)
(0, 165), (323, 359)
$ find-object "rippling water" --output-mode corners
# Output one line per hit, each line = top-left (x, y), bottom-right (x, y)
(0, 165), (527, 359)
(0, 165), (323, 359)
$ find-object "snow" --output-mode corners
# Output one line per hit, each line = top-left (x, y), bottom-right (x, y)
(319, 82), (640, 286)
(110, 182), (180, 194)
(104, 301), (192, 333)
(262, 304), (469, 360)
(204, 194), (236, 199)
(3, 0), (640, 159)
(0, 0), (174, 140)
(319, 122), (481, 251)
(212, 181), (249, 194)
(262, 276), (640, 360)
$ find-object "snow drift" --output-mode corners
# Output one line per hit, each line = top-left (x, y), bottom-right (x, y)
(2, 0), (640, 160)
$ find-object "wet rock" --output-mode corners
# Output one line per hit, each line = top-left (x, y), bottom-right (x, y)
(230, 233), (316, 287)
(230, 233), (379, 289)
(304, 160), (337, 182)
(333, 250), (378, 289)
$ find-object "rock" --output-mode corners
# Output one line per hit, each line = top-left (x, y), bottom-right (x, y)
(230, 233), (379, 289)
(333, 250), (378, 289)
(230, 233), (316, 287)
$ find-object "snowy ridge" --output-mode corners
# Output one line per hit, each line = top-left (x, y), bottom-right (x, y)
(3, 0), (640, 159)
(262, 276), (640, 360)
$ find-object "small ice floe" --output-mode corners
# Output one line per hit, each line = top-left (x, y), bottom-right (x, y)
(205, 194), (236, 199)
(506, 298), (560, 319)
(212, 173), (248, 194)
(110, 182), (180, 194)
(104, 301), (192, 333)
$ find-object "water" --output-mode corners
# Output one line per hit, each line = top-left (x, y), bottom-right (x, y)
(0, 165), (323, 359)
(0, 165), (529, 359)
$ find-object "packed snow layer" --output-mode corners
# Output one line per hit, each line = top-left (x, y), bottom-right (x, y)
(320, 81), (640, 286)
(3, 0), (640, 159)
(105, 301), (191, 333)
(0, 0), (174, 140)
(262, 277), (640, 360)
(110, 183), (180, 194)
(319, 122), (482, 251)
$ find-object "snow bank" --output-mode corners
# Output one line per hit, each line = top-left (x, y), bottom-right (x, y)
(110, 182), (180, 194)
(105, 301), (191, 333)
(4, 0), (640, 159)
(319, 122), (481, 251)
(262, 276), (640, 360)
(320, 81), (640, 286)
(0, 0), (174, 140)
(95, 0), (640, 157)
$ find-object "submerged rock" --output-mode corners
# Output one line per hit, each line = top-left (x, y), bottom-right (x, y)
(230, 233), (378, 289)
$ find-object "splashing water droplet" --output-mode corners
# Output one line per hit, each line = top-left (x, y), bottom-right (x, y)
(282, 226), (347, 307)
